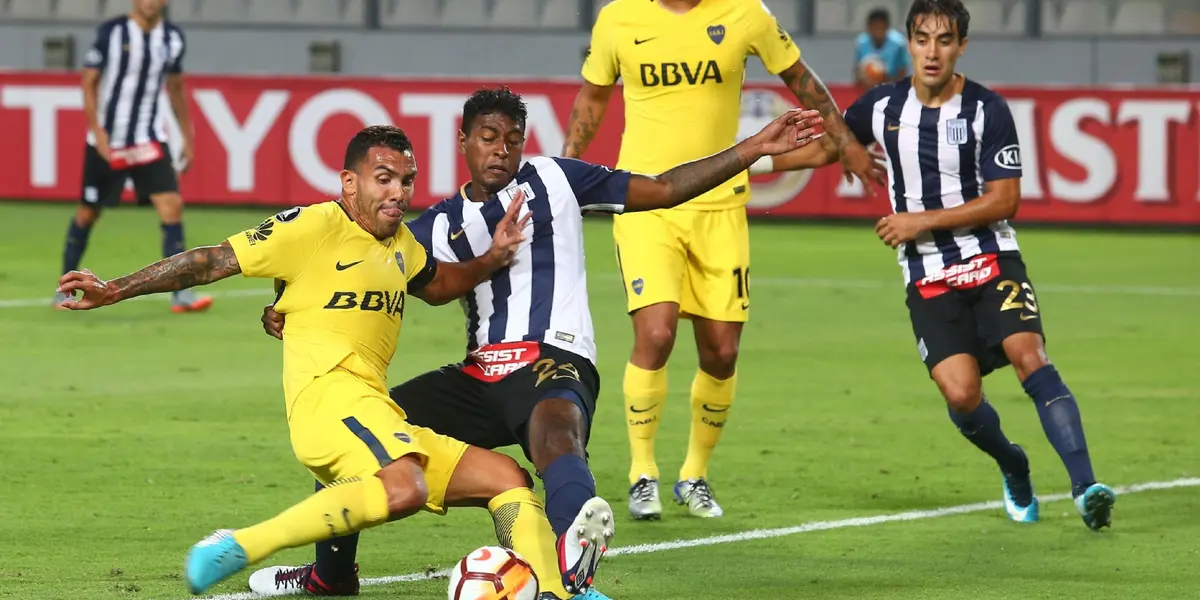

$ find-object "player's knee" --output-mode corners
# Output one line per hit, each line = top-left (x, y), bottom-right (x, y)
(635, 324), (676, 357)
(489, 453), (534, 495)
(699, 340), (740, 376)
(378, 457), (429, 517)
(152, 193), (183, 222)
(941, 381), (984, 414)
(75, 205), (100, 227)
(1010, 350), (1050, 382)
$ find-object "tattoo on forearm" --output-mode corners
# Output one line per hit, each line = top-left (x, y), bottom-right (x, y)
(111, 244), (241, 301)
(781, 63), (852, 143)
(563, 104), (601, 158)
(660, 147), (751, 205)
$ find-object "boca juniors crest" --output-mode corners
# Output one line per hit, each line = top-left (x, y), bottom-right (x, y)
(707, 24), (725, 45)
(394, 251), (405, 275)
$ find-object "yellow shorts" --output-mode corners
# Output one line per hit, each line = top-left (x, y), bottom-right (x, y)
(287, 367), (468, 515)
(613, 207), (751, 322)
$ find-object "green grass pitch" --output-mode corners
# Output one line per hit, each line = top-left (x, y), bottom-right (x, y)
(0, 201), (1196, 600)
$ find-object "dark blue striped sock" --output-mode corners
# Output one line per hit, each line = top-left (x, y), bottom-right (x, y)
(541, 454), (596, 538)
(948, 398), (1028, 477)
(312, 480), (360, 584)
(161, 222), (185, 258)
(1023, 365), (1095, 497)
(62, 219), (93, 274)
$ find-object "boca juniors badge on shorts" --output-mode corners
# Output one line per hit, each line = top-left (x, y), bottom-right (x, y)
(394, 251), (405, 275)
(946, 118), (968, 145)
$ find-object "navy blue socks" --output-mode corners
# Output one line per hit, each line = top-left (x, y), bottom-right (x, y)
(1023, 364), (1095, 497)
(541, 454), (596, 537)
(161, 222), (185, 258)
(312, 480), (360, 584)
(62, 219), (93, 274)
(948, 398), (1029, 478)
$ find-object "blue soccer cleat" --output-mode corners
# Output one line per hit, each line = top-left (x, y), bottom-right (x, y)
(999, 444), (1038, 523)
(185, 529), (249, 595)
(1002, 475), (1040, 523)
(574, 589), (613, 599)
(1075, 483), (1116, 531)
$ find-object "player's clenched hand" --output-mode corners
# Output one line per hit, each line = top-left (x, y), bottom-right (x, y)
(840, 142), (887, 196)
(749, 108), (824, 156)
(261, 304), (285, 340)
(56, 269), (116, 310)
(875, 213), (930, 249)
(486, 189), (533, 267)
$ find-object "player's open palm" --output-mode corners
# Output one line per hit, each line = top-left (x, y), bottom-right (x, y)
(56, 269), (114, 310)
(752, 108), (824, 156)
(487, 189), (533, 267)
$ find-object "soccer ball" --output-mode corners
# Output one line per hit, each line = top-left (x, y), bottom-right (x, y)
(447, 546), (539, 600)
(859, 55), (887, 85)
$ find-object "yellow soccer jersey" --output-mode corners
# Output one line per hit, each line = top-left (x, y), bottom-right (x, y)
(227, 201), (435, 407)
(583, 0), (801, 210)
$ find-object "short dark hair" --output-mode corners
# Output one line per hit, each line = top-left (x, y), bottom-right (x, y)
(906, 0), (970, 40)
(343, 125), (413, 170)
(461, 86), (528, 135)
(868, 7), (890, 25)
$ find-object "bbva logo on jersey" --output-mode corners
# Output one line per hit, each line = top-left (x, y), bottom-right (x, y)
(639, 61), (723, 87)
(994, 144), (1022, 170)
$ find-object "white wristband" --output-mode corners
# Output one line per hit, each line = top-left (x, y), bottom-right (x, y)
(748, 155), (774, 175)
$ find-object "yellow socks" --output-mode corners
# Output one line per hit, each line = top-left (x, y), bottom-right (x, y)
(679, 369), (737, 481)
(624, 362), (668, 484)
(233, 476), (390, 564)
(488, 487), (570, 600)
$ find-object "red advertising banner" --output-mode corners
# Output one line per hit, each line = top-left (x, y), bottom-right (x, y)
(2, 72), (1198, 225)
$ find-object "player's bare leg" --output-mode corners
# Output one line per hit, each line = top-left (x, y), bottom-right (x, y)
(932, 353), (1038, 523)
(1001, 332), (1113, 530)
(674, 317), (742, 518)
(54, 204), (102, 308)
(528, 398), (613, 597)
(624, 302), (680, 520)
(151, 191), (212, 313)
(186, 455), (424, 594)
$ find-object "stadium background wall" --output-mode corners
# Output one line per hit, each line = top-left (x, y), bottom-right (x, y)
(1, 23), (1200, 85)
(2, 72), (1198, 226)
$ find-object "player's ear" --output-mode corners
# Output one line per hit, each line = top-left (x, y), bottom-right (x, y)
(340, 169), (356, 197)
(458, 130), (467, 156)
(959, 36), (969, 56)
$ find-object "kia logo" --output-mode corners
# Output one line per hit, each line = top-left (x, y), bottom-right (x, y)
(994, 144), (1022, 170)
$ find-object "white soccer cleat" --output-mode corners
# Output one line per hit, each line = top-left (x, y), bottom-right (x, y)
(627, 475), (662, 521)
(557, 496), (614, 594)
(673, 478), (724, 518)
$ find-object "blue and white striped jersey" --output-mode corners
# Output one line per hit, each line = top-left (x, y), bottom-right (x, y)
(408, 156), (631, 365)
(844, 78), (1024, 284)
(83, 16), (186, 150)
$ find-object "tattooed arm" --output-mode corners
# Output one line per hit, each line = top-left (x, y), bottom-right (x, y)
(624, 109), (821, 212)
(561, 82), (614, 159)
(777, 59), (885, 192)
(56, 242), (241, 310)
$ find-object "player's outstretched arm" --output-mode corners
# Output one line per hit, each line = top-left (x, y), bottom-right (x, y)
(562, 82), (614, 159)
(411, 192), (532, 306)
(623, 109), (821, 212)
(56, 242), (241, 310)
(777, 59), (884, 191)
(769, 136), (888, 180)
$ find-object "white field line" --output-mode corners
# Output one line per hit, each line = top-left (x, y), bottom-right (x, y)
(199, 477), (1200, 600)
(5, 276), (1199, 310)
